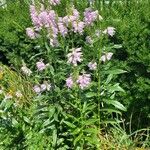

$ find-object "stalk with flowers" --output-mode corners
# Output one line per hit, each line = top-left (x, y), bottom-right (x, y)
(20, 0), (127, 148)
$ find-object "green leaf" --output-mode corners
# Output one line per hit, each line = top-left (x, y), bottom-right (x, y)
(84, 128), (98, 134)
(52, 130), (57, 147)
(83, 119), (99, 126)
(104, 69), (127, 75)
(112, 44), (122, 49)
(63, 121), (76, 128)
(85, 92), (96, 98)
(106, 100), (127, 111)
(109, 83), (125, 93)
(73, 133), (83, 146)
(72, 128), (81, 135)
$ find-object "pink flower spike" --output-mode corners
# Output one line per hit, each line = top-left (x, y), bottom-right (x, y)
(72, 21), (85, 34)
(103, 27), (115, 36)
(49, 0), (61, 5)
(36, 60), (47, 71)
(88, 62), (97, 70)
(21, 64), (32, 76)
(84, 8), (99, 25)
(26, 28), (37, 39)
(100, 52), (113, 62)
(66, 76), (74, 88)
(67, 48), (83, 66)
(33, 85), (41, 94)
(77, 74), (91, 89)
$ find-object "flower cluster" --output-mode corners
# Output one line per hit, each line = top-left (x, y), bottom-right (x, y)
(101, 52), (113, 62)
(66, 73), (91, 89)
(67, 48), (83, 66)
(36, 60), (49, 71)
(27, 4), (101, 47)
(33, 81), (51, 94)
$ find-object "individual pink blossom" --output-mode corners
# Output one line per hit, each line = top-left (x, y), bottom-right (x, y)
(36, 60), (48, 71)
(95, 29), (102, 37)
(66, 76), (74, 88)
(88, 62), (97, 70)
(49, 0), (61, 5)
(40, 82), (51, 92)
(77, 74), (91, 89)
(84, 8), (98, 25)
(72, 21), (85, 34)
(85, 36), (93, 44)
(67, 48), (83, 66)
(100, 52), (113, 62)
(103, 27), (115, 36)
(72, 8), (80, 20)
(21, 64), (32, 76)
(58, 22), (68, 37)
(33, 85), (41, 94)
(26, 28), (37, 39)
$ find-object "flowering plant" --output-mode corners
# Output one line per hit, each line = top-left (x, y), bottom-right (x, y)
(19, 0), (127, 149)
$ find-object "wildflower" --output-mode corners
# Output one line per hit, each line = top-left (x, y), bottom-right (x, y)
(84, 8), (98, 25)
(86, 36), (93, 44)
(95, 29), (102, 37)
(40, 82), (51, 92)
(103, 27), (115, 36)
(67, 48), (83, 66)
(50, 38), (59, 47)
(15, 90), (23, 98)
(49, 0), (61, 5)
(72, 21), (85, 34)
(100, 52), (113, 62)
(88, 62), (97, 70)
(58, 22), (68, 37)
(26, 28), (37, 39)
(72, 8), (80, 20)
(36, 60), (48, 71)
(21, 64), (32, 76)
(33, 85), (41, 94)
(77, 73), (91, 89)
(30, 5), (41, 27)
(38, 11), (49, 26)
(66, 76), (74, 88)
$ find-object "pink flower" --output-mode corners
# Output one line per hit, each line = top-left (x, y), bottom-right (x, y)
(21, 64), (32, 76)
(86, 36), (93, 44)
(38, 11), (49, 26)
(77, 74), (91, 89)
(58, 22), (68, 37)
(72, 21), (85, 34)
(36, 60), (48, 71)
(103, 27), (115, 36)
(88, 62), (97, 70)
(72, 8), (80, 20)
(84, 8), (98, 25)
(66, 76), (74, 88)
(40, 82), (51, 92)
(26, 28), (37, 39)
(50, 38), (59, 47)
(33, 85), (41, 94)
(100, 52), (113, 62)
(49, 0), (61, 5)
(67, 48), (83, 66)
(30, 5), (41, 27)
